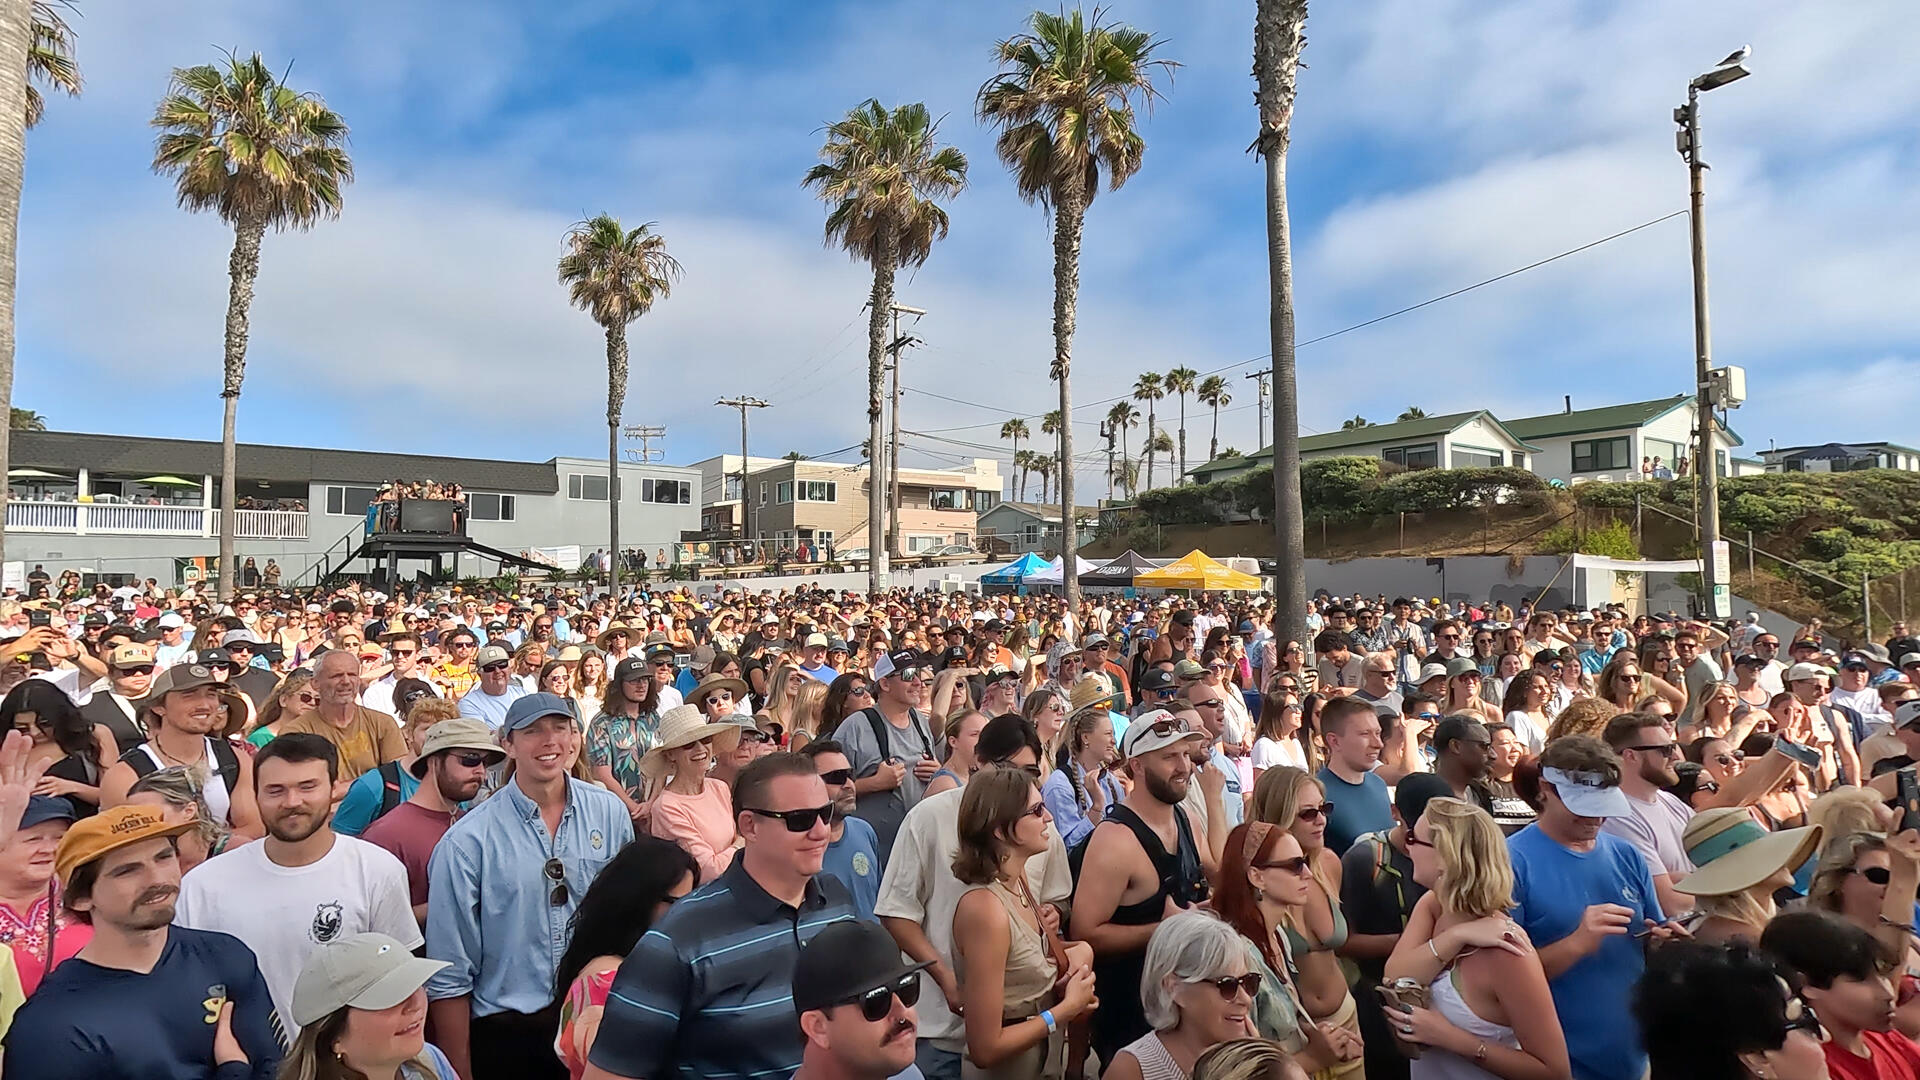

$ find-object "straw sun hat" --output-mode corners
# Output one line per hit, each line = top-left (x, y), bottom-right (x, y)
(1675, 807), (1822, 898)
(685, 673), (750, 711)
(1067, 673), (1119, 716)
(640, 704), (742, 783)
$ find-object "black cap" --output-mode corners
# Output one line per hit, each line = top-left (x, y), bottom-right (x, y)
(983, 618), (1007, 633)
(1432, 714), (1490, 753)
(82, 613), (106, 627)
(614, 657), (650, 684)
(1138, 667), (1177, 693)
(940, 645), (969, 666)
(792, 919), (931, 1017)
(197, 647), (233, 665)
(1393, 772), (1455, 826)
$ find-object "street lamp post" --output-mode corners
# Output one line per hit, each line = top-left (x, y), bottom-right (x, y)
(1676, 46), (1749, 618)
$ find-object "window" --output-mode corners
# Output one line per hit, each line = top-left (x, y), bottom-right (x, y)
(1643, 438), (1683, 472)
(976, 491), (998, 512)
(324, 485), (380, 516)
(468, 493), (516, 521)
(641, 479), (691, 504)
(776, 482), (793, 504)
(815, 530), (834, 555)
(1571, 437), (1631, 473)
(797, 480), (837, 502)
(1382, 443), (1439, 470)
(568, 473), (610, 501)
(1450, 447), (1503, 469)
(929, 488), (971, 511)
(908, 535), (943, 553)
(759, 481), (769, 505)
(1512, 453), (1527, 471)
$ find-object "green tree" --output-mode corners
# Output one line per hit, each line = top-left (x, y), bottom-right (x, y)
(1149, 428), (1174, 463)
(999, 416), (1029, 500)
(782, 450), (804, 460)
(151, 52), (352, 602)
(1113, 455), (1140, 498)
(1340, 415), (1372, 431)
(1197, 374), (1231, 461)
(1397, 405), (1427, 422)
(1031, 452), (1056, 504)
(980, 6), (1175, 599)
(1165, 364), (1197, 482)
(1133, 371), (1165, 490)
(8, 406), (41, 430)
(1106, 400), (1139, 492)
(805, 98), (968, 592)
(558, 215), (682, 593)
(24, 1), (78, 128)
(1011, 448), (1033, 502)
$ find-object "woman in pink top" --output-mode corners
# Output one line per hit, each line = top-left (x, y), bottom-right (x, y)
(643, 704), (744, 882)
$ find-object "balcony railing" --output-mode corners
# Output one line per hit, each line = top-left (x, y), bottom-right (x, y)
(4, 502), (307, 540)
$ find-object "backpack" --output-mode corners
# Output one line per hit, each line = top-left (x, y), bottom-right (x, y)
(372, 760), (408, 822)
(855, 706), (934, 773)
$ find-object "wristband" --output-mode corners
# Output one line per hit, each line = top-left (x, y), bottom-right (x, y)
(1428, 938), (1444, 963)
(1041, 1009), (1058, 1033)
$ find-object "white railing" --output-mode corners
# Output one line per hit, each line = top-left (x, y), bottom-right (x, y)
(3, 502), (308, 540)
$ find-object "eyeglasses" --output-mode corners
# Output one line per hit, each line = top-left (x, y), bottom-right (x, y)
(1197, 973), (1263, 1001)
(1405, 832), (1432, 848)
(1365, 668), (1394, 677)
(1295, 800), (1335, 822)
(819, 768), (854, 787)
(1616, 673), (1642, 682)
(451, 641), (477, 650)
(838, 973), (923, 1022)
(1141, 716), (1192, 740)
(745, 803), (837, 832)
(1256, 855), (1313, 875)
(1847, 865), (1894, 886)
(544, 858), (569, 906)
(849, 685), (874, 698)
(1625, 742), (1681, 758)
(1190, 698), (1226, 711)
(1783, 995), (1827, 1043)
(739, 730), (773, 745)
(1020, 801), (1048, 821)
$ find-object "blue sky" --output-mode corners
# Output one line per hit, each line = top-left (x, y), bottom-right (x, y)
(17, 1), (1920, 491)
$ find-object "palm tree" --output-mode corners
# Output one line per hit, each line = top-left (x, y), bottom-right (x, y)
(151, 52), (352, 602)
(999, 416), (1029, 500)
(1032, 453), (1056, 504)
(1340, 415), (1371, 431)
(24, 2), (79, 128)
(782, 450), (804, 460)
(1113, 455), (1140, 498)
(8, 407), (42, 430)
(805, 99), (968, 593)
(1106, 400), (1139, 471)
(1256, 0), (1310, 645)
(1197, 374), (1231, 460)
(980, 7), (1175, 610)
(1397, 406), (1427, 422)
(558, 216), (682, 594)
(1133, 372), (1165, 489)
(1149, 428), (1174, 469)
(1165, 365), (1197, 482)
(1218, 446), (1244, 460)
(1010, 448), (1032, 502)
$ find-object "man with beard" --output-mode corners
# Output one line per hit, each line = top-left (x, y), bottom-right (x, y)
(803, 738), (883, 920)
(173, 733), (420, 1036)
(98, 662), (264, 839)
(1599, 712), (1697, 919)
(1431, 714), (1496, 815)
(790, 920), (929, 1080)
(362, 715), (502, 925)
(217, 629), (280, 715)
(1071, 708), (1210, 1066)
(4, 804), (284, 1078)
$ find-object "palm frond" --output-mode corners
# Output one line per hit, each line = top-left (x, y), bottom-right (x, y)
(803, 97), (969, 267)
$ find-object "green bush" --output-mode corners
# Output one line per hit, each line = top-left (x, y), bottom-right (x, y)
(1540, 520), (1639, 560)
(1367, 467), (1549, 513)
(1301, 457), (1380, 516)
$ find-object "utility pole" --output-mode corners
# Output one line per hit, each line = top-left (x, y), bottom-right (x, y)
(1676, 46), (1749, 619)
(885, 303), (925, 563)
(1099, 419), (1116, 501)
(622, 425), (667, 463)
(1244, 370), (1270, 448)
(715, 397), (768, 547)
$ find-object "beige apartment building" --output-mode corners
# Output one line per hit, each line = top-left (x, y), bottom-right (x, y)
(726, 457), (1001, 557)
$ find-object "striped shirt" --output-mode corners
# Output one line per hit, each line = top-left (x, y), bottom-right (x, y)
(588, 859), (857, 1080)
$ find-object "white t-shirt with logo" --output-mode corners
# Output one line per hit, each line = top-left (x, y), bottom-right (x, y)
(174, 832), (421, 1033)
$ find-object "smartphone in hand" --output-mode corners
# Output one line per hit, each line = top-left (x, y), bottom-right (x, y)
(1898, 767), (1920, 834)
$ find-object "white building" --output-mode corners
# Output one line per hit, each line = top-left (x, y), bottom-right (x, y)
(1504, 395), (1745, 484)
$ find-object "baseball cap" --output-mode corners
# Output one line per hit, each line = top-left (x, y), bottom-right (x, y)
(109, 642), (156, 668)
(1785, 662), (1831, 684)
(982, 664), (1018, 685)
(1393, 773), (1455, 827)
(1417, 662), (1449, 683)
(410, 718), (507, 778)
(290, 932), (450, 1028)
(874, 649), (928, 680)
(1901, 653), (1920, 670)
(791, 919), (931, 1018)
(196, 647), (233, 666)
(156, 613), (185, 629)
(221, 628), (264, 648)
(1121, 708), (1205, 759)
(1081, 633), (1110, 649)
(612, 657), (649, 684)
(1443, 657), (1480, 679)
(475, 645), (511, 668)
(54, 804), (195, 887)
(939, 645), (969, 667)
(1732, 653), (1763, 668)
(138, 662), (223, 701)
(1897, 699), (1920, 732)
(500, 692), (576, 734)
(1432, 715), (1491, 753)
(983, 618), (1007, 632)
(826, 637), (849, 653)
(19, 794), (75, 831)
(1137, 668), (1177, 694)
(1539, 767), (1631, 819)
(1172, 659), (1207, 680)
(805, 632), (830, 648)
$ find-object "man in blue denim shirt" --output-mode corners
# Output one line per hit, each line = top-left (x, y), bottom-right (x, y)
(425, 693), (633, 1080)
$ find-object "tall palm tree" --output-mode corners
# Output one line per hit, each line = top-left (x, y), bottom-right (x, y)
(1132, 372), (1165, 490)
(1032, 453), (1055, 504)
(805, 99), (968, 593)
(1010, 448), (1033, 502)
(999, 416), (1029, 500)
(1114, 455), (1140, 498)
(558, 215), (681, 595)
(980, 7), (1175, 611)
(1106, 400), (1139, 476)
(1256, 0), (1310, 645)
(1397, 405), (1427, 422)
(1340, 415), (1371, 430)
(1165, 365), (1197, 482)
(782, 450), (805, 460)
(151, 52), (352, 602)
(24, 2), (78, 128)
(1197, 374), (1231, 460)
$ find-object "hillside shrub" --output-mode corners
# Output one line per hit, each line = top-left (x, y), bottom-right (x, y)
(1301, 457), (1380, 517)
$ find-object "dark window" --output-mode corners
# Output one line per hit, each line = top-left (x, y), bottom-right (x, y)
(569, 474), (610, 501)
(1450, 448), (1503, 469)
(1571, 437), (1631, 473)
(469, 493), (515, 521)
(1383, 443), (1439, 470)
(324, 485), (380, 516)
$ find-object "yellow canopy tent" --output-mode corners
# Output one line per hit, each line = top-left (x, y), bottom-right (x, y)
(1133, 550), (1263, 591)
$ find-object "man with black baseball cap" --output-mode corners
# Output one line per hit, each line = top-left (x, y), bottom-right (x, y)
(790, 920), (929, 1080)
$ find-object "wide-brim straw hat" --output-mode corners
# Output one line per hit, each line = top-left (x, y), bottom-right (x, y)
(1067, 673), (1119, 715)
(686, 674), (749, 710)
(640, 704), (741, 782)
(1675, 807), (1822, 898)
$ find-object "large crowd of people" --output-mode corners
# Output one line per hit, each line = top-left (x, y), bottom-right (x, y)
(0, 574), (1915, 1080)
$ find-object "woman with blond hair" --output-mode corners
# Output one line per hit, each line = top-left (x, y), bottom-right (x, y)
(755, 661), (808, 737)
(247, 669), (318, 749)
(1541, 695), (1618, 744)
(1675, 807), (1822, 945)
(1805, 829), (1920, 1037)
(1192, 1039), (1310, 1080)
(1383, 797), (1565, 1080)
(1249, 766), (1361, 1080)
(573, 649), (609, 720)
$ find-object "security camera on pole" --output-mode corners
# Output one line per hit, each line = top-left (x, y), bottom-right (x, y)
(1676, 46), (1750, 619)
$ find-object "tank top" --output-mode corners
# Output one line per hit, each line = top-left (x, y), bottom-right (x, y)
(132, 740), (232, 825)
(1091, 804), (1205, 1062)
(1115, 1032), (1186, 1080)
(1408, 966), (1519, 1080)
(957, 882), (1061, 1080)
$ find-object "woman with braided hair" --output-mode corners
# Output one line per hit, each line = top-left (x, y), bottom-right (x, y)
(1040, 705), (1122, 848)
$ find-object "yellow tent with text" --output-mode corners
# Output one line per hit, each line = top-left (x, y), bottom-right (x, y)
(1133, 550), (1263, 591)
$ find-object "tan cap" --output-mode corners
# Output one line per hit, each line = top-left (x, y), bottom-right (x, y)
(109, 642), (156, 668)
(54, 805), (194, 887)
(290, 932), (448, 1028)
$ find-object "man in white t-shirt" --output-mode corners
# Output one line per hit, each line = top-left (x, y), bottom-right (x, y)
(153, 613), (194, 668)
(1832, 651), (1894, 734)
(1600, 714), (1695, 919)
(174, 732), (420, 1033)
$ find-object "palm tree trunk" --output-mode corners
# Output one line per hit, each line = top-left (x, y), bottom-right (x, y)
(1144, 406), (1155, 490)
(1209, 402), (1221, 461)
(0, 0), (28, 570)
(1052, 187), (1085, 615)
(1177, 394), (1187, 483)
(1257, 0), (1310, 648)
(1011, 434), (1021, 501)
(865, 233), (896, 592)
(1120, 429), (1130, 496)
(217, 213), (267, 603)
(606, 324), (627, 596)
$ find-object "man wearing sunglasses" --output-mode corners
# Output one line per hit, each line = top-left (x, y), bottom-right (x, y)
(587, 754), (857, 1080)
(359, 631), (425, 717)
(429, 694), (633, 1080)
(831, 648), (940, 861)
(801, 738), (882, 921)
(790, 920), (931, 1080)
(457, 644), (529, 732)
(363, 715), (502, 925)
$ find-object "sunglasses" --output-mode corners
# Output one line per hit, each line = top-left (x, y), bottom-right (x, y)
(849, 685), (874, 698)
(745, 803), (838, 832)
(1405, 832), (1432, 848)
(295, 692), (321, 706)
(115, 664), (156, 676)
(739, 730), (773, 745)
(838, 973), (923, 1022)
(480, 662), (510, 673)
(1848, 865), (1893, 886)
(391, 648), (417, 657)
(1256, 855), (1313, 875)
(1783, 995), (1827, 1042)
(706, 691), (734, 704)
(544, 857), (569, 906)
(1295, 800), (1336, 822)
(819, 768), (854, 787)
(1019, 801), (1048, 821)
(447, 751), (493, 769)
(1625, 743), (1681, 758)
(1197, 973), (1263, 1001)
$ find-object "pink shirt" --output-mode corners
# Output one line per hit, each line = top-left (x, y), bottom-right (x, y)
(0, 887), (93, 996)
(649, 779), (738, 883)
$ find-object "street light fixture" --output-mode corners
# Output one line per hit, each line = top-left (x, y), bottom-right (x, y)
(1676, 46), (1750, 619)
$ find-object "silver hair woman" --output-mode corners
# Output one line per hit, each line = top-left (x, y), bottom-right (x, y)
(1106, 910), (1265, 1080)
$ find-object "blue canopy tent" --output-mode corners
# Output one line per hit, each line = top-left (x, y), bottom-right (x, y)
(979, 552), (1049, 591)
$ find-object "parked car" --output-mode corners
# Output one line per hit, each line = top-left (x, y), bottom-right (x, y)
(928, 544), (979, 558)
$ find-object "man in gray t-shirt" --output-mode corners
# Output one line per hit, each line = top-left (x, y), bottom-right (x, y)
(1602, 716), (1695, 916)
(829, 648), (939, 866)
